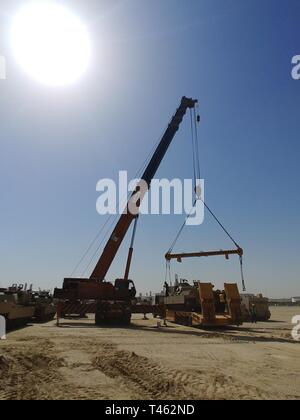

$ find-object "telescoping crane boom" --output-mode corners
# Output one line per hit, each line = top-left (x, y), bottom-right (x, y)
(91, 96), (198, 282)
(54, 97), (198, 325)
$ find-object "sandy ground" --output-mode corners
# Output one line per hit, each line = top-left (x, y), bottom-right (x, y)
(0, 307), (299, 400)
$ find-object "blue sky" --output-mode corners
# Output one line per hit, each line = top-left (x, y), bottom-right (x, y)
(0, 0), (299, 297)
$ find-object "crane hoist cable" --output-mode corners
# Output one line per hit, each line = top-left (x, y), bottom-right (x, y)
(190, 106), (202, 200)
(167, 199), (198, 255)
(70, 124), (170, 278)
(190, 110), (197, 189)
(166, 108), (246, 291)
(70, 216), (113, 278)
(239, 255), (246, 292)
(167, 199), (242, 255)
(193, 104), (201, 181)
(165, 260), (172, 286)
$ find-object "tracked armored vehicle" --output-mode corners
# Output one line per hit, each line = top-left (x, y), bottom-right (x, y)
(0, 290), (35, 330)
(8, 285), (57, 323)
(30, 290), (57, 323)
(241, 294), (271, 321)
(164, 279), (243, 327)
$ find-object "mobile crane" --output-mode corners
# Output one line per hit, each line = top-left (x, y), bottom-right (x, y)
(54, 97), (198, 325)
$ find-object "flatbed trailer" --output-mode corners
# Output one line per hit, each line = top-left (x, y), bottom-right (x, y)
(165, 310), (240, 328)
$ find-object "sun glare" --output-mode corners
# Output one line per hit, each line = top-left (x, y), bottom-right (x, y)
(11, 1), (91, 86)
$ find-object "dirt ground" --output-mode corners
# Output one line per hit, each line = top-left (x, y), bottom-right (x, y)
(0, 307), (299, 400)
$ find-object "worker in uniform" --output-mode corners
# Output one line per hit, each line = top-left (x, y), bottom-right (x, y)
(250, 304), (258, 324)
(164, 282), (170, 297)
(219, 291), (226, 313)
(214, 290), (222, 313)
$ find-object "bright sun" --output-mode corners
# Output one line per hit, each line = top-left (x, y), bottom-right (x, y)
(11, 1), (91, 86)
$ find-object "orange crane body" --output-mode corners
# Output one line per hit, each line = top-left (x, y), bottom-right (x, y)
(54, 97), (198, 324)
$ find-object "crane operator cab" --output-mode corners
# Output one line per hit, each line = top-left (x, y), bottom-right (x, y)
(114, 279), (136, 301)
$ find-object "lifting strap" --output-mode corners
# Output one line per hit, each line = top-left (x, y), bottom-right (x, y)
(166, 200), (246, 291)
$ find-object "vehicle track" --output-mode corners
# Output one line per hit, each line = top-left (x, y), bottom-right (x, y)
(91, 342), (275, 400)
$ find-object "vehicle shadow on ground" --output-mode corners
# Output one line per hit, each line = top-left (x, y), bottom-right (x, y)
(221, 326), (298, 344)
(54, 323), (99, 329)
(128, 324), (299, 345)
(53, 321), (137, 329)
(5, 324), (34, 334)
(47, 320), (299, 345)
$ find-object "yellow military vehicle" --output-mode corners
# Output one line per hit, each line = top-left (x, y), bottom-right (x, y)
(241, 294), (271, 321)
(164, 280), (243, 327)
(8, 285), (57, 323)
(0, 291), (35, 330)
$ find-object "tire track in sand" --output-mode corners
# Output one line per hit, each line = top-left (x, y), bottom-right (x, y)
(92, 342), (275, 400)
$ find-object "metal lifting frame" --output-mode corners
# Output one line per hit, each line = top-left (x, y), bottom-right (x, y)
(165, 248), (243, 263)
